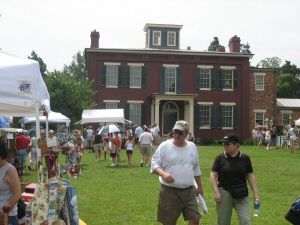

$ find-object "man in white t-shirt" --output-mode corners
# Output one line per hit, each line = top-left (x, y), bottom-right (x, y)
(150, 120), (204, 225)
(139, 127), (153, 167)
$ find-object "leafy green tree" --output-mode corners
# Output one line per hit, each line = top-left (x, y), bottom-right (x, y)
(63, 50), (88, 80)
(28, 50), (48, 76)
(257, 57), (282, 68)
(208, 37), (219, 51)
(240, 42), (251, 54)
(277, 60), (300, 98)
(277, 73), (300, 98)
(44, 70), (95, 124)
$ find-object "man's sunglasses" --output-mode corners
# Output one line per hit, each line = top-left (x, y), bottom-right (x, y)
(173, 129), (184, 135)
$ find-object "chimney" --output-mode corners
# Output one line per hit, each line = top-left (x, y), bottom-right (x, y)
(228, 35), (240, 52)
(216, 45), (225, 52)
(90, 30), (100, 48)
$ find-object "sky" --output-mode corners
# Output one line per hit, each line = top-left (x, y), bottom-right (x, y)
(1, 0), (300, 71)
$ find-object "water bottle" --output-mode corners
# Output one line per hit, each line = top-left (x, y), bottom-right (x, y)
(254, 199), (260, 217)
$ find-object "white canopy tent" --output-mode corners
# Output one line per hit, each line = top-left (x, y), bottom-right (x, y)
(81, 109), (125, 124)
(23, 111), (71, 127)
(0, 50), (50, 138)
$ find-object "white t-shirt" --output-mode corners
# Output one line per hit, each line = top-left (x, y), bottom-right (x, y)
(151, 139), (201, 188)
(139, 132), (153, 144)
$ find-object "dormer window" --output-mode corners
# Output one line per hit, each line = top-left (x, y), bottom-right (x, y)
(153, 31), (161, 46)
(167, 31), (176, 46)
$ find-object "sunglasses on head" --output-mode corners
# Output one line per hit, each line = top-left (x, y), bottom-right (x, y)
(173, 129), (184, 135)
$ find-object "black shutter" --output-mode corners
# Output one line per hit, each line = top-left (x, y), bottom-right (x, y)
(211, 69), (216, 90)
(161, 31), (167, 46)
(210, 105), (216, 128)
(218, 69), (223, 89)
(233, 69), (240, 90)
(233, 105), (239, 129)
(196, 68), (200, 90)
(176, 67), (182, 94)
(141, 104), (147, 126)
(160, 67), (165, 94)
(118, 65), (123, 87)
(195, 104), (200, 128)
(101, 65), (106, 86)
(216, 105), (222, 128)
(124, 65), (130, 87)
(124, 103), (129, 120)
(141, 66), (147, 88)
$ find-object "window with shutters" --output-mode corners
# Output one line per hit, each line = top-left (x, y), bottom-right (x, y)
(222, 105), (233, 128)
(222, 69), (234, 90)
(199, 105), (211, 128)
(153, 31), (161, 46)
(106, 65), (118, 87)
(130, 66), (142, 88)
(129, 103), (141, 125)
(167, 31), (176, 46)
(165, 67), (176, 93)
(255, 74), (265, 91)
(199, 68), (211, 89)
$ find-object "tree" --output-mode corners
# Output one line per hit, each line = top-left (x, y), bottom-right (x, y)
(28, 50), (48, 76)
(257, 57), (282, 68)
(208, 37), (219, 51)
(240, 42), (251, 54)
(277, 60), (300, 98)
(63, 50), (88, 80)
(44, 70), (95, 124)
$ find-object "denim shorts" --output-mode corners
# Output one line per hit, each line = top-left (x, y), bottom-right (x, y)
(17, 149), (27, 165)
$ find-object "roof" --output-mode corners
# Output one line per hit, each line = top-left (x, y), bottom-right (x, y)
(277, 98), (300, 108)
(143, 23), (183, 31)
(85, 47), (253, 59)
(81, 109), (125, 124)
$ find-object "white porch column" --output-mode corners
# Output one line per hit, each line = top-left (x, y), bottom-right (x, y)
(189, 99), (194, 135)
(155, 97), (160, 125)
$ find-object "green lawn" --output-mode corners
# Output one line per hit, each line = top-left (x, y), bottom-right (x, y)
(21, 146), (300, 225)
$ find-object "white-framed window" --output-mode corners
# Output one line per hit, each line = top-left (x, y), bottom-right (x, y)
(199, 104), (211, 128)
(255, 73), (265, 91)
(129, 65), (142, 88)
(167, 31), (176, 46)
(129, 103), (141, 125)
(104, 100), (120, 109)
(222, 69), (234, 90)
(199, 68), (211, 89)
(165, 67), (176, 93)
(222, 105), (233, 128)
(153, 31), (161, 46)
(255, 112), (264, 126)
(282, 113), (291, 126)
(105, 63), (119, 87)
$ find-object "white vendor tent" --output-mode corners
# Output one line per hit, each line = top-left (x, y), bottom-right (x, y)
(81, 109), (125, 124)
(23, 111), (71, 127)
(0, 50), (50, 138)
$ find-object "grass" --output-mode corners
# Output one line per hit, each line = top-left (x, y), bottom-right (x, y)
(21, 145), (300, 225)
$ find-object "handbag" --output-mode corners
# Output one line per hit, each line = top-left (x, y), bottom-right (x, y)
(228, 183), (248, 199)
(17, 198), (27, 219)
(285, 197), (300, 225)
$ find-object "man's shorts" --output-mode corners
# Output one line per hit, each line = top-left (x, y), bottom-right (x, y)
(140, 144), (151, 156)
(157, 184), (200, 224)
(93, 143), (104, 151)
(17, 149), (27, 165)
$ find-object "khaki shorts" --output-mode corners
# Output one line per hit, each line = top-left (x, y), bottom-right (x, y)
(157, 184), (200, 225)
(93, 143), (104, 151)
(140, 144), (151, 156)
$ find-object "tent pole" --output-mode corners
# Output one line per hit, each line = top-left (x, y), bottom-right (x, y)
(35, 103), (40, 139)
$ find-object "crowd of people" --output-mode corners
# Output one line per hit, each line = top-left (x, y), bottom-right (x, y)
(251, 122), (300, 154)
(4, 119), (300, 225)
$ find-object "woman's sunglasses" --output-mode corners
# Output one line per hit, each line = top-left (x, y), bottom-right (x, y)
(173, 129), (184, 135)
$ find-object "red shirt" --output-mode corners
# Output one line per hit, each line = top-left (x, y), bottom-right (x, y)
(15, 134), (30, 149)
